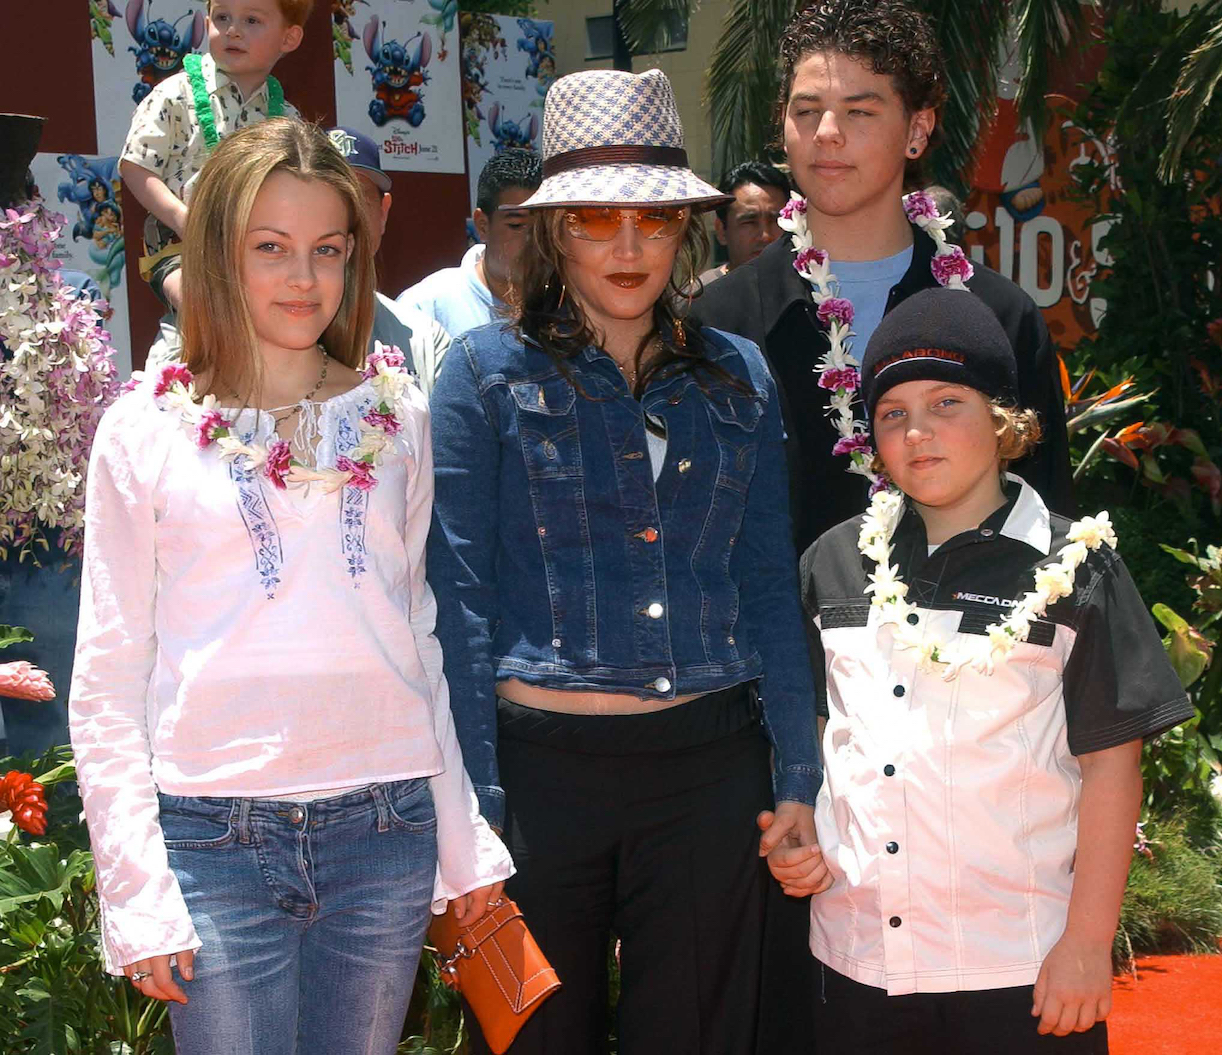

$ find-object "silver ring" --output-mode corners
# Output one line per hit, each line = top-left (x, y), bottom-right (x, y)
(130, 971), (152, 983)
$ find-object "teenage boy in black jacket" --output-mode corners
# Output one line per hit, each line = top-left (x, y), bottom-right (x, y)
(699, 5), (1074, 1051)
(696, 0), (1073, 559)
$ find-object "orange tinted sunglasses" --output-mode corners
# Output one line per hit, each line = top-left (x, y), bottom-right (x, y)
(563, 206), (689, 241)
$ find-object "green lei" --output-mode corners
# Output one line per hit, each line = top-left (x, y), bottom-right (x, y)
(184, 53), (284, 153)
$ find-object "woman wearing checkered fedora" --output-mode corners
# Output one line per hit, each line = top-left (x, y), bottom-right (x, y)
(428, 68), (823, 1053)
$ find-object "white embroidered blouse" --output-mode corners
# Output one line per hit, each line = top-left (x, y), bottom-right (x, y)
(69, 377), (513, 975)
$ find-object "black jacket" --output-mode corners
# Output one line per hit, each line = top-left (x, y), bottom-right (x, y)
(693, 228), (1074, 555)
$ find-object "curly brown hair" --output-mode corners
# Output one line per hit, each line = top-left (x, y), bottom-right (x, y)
(777, 0), (948, 184)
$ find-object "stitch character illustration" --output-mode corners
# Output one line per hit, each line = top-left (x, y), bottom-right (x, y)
(125, 0), (206, 103)
(516, 19), (553, 81)
(364, 17), (431, 128)
(55, 155), (126, 296)
(487, 103), (539, 154)
(91, 0), (122, 56)
(459, 12), (508, 145)
(332, 0), (367, 74)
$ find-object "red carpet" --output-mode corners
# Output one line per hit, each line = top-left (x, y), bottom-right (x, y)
(1109, 955), (1222, 1054)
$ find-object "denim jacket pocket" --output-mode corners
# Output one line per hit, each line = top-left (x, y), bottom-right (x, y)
(706, 391), (763, 496)
(511, 379), (583, 481)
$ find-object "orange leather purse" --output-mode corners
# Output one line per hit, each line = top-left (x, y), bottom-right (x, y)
(429, 898), (561, 1054)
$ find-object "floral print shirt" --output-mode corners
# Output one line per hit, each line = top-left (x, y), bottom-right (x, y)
(121, 53), (300, 203)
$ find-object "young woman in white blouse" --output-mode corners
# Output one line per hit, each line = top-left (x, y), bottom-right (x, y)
(69, 118), (512, 1055)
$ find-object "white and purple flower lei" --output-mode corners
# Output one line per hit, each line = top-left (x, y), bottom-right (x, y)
(153, 342), (411, 493)
(777, 191), (974, 490)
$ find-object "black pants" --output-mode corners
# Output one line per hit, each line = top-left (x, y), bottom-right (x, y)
(467, 687), (773, 1055)
(813, 961), (1109, 1054)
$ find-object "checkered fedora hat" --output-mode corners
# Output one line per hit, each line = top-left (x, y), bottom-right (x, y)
(516, 68), (730, 211)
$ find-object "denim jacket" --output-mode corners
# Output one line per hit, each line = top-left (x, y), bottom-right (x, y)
(427, 322), (820, 828)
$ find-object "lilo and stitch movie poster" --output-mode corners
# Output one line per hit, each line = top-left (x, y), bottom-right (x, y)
(90, 0), (207, 156)
(29, 153), (133, 377)
(332, 0), (465, 173)
(460, 12), (554, 214)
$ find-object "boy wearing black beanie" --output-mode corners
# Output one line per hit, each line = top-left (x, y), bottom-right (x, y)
(773, 287), (1191, 1052)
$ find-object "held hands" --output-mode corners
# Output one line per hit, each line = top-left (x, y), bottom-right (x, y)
(757, 802), (832, 897)
(1032, 933), (1114, 1036)
(124, 949), (194, 1004)
(452, 880), (504, 927)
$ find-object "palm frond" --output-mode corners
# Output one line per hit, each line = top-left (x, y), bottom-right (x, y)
(616, 0), (693, 56)
(1160, 2), (1222, 182)
(1011, 0), (1096, 132)
(704, 0), (797, 176)
(921, 0), (1010, 194)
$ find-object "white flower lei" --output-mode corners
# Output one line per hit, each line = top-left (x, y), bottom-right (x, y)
(858, 487), (1119, 679)
(151, 342), (412, 494)
(776, 190), (976, 490)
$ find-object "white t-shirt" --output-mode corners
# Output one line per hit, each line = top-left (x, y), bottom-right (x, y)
(395, 244), (507, 340)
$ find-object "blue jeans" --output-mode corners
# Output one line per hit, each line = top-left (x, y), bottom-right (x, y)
(160, 779), (438, 1055)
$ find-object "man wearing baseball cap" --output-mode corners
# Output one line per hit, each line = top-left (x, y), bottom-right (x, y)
(325, 126), (450, 395)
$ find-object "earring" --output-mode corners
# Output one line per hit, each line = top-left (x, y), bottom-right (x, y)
(908, 146), (919, 156)
(556, 283), (567, 309)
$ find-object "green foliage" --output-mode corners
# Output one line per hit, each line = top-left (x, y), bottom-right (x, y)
(1130, 539), (1222, 813)
(0, 626), (35, 650)
(1066, 1), (1222, 529)
(0, 747), (174, 1055)
(458, 0), (541, 16)
(1115, 808), (1222, 969)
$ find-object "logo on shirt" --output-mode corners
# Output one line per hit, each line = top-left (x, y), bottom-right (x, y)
(953, 591), (1018, 608)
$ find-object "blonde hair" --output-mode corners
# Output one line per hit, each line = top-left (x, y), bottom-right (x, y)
(208, 0), (314, 27)
(179, 118), (375, 403)
(870, 399), (1043, 477)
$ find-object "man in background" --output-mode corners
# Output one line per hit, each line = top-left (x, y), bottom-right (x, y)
(698, 160), (791, 286)
(397, 149), (542, 337)
(326, 127), (451, 394)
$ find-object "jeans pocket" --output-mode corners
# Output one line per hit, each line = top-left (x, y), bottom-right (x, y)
(383, 779), (437, 834)
(158, 795), (238, 850)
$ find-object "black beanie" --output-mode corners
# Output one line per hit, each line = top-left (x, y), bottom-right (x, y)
(861, 287), (1018, 423)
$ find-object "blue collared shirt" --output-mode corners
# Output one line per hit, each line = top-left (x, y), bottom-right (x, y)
(427, 322), (820, 828)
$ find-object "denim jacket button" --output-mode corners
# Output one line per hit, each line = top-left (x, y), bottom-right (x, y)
(551, 638), (562, 648)
(537, 526), (546, 537)
(654, 677), (671, 692)
(677, 459), (691, 473)
(636, 527), (658, 543)
(543, 440), (557, 458)
(646, 602), (664, 619)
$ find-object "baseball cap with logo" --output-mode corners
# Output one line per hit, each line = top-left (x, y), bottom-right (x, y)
(326, 126), (391, 193)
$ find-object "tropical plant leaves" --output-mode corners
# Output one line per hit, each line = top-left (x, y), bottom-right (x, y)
(0, 625), (35, 650)
(1160, 0), (1222, 181)
(0, 845), (92, 916)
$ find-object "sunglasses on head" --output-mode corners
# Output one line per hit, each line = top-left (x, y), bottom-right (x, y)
(563, 206), (689, 242)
